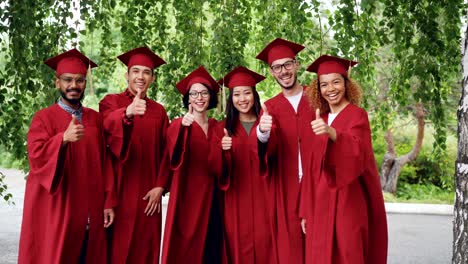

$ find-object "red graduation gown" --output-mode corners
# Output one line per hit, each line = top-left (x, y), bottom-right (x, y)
(161, 118), (222, 264)
(299, 104), (388, 264)
(262, 91), (314, 264)
(99, 90), (170, 264)
(212, 120), (274, 264)
(19, 104), (115, 264)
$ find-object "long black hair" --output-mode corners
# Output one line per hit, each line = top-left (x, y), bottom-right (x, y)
(225, 86), (261, 136)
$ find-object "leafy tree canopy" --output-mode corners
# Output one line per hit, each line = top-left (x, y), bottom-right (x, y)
(0, 0), (463, 173)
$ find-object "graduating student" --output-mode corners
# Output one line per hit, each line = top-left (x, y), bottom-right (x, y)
(161, 66), (222, 264)
(214, 66), (274, 264)
(99, 46), (170, 264)
(255, 38), (315, 264)
(19, 49), (116, 264)
(300, 55), (388, 264)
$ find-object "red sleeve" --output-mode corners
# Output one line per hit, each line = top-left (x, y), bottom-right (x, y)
(259, 120), (278, 179)
(298, 148), (315, 219)
(322, 110), (369, 188)
(96, 113), (118, 209)
(156, 112), (172, 191)
(219, 150), (232, 190)
(27, 113), (67, 194)
(166, 118), (189, 170)
(99, 95), (133, 162)
(208, 122), (231, 190)
(298, 180), (306, 218)
(103, 148), (118, 209)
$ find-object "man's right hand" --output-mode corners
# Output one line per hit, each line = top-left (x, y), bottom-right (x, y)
(126, 88), (146, 118)
(63, 115), (84, 144)
(259, 104), (272, 133)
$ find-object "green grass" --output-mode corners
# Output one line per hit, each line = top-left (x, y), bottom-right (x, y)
(383, 183), (454, 204)
(0, 150), (22, 169)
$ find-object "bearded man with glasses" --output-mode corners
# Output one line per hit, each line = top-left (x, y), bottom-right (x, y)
(255, 38), (316, 264)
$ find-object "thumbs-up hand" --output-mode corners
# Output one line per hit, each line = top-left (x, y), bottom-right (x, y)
(259, 104), (272, 133)
(63, 115), (84, 144)
(311, 108), (329, 136)
(126, 88), (147, 118)
(221, 128), (232, 150)
(182, 104), (195, 126)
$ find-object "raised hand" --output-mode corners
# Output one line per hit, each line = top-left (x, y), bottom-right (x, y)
(63, 115), (84, 144)
(311, 108), (336, 140)
(259, 104), (272, 133)
(182, 104), (195, 127)
(126, 88), (147, 118)
(221, 128), (232, 150)
(311, 108), (328, 135)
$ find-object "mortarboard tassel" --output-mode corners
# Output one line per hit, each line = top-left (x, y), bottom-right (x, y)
(87, 61), (94, 95)
(222, 78), (226, 113)
(348, 60), (352, 78)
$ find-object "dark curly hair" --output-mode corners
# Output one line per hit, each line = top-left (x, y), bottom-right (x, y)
(306, 75), (362, 114)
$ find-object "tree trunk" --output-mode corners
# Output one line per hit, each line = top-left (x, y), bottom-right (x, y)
(452, 24), (468, 264)
(380, 102), (425, 193)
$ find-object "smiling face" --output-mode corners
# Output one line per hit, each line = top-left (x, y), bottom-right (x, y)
(188, 83), (211, 113)
(55, 73), (86, 106)
(232, 86), (255, 115)
(125, 65), (155, 96)
(319, 73), (349, 112)
(269, 58), (299, 90)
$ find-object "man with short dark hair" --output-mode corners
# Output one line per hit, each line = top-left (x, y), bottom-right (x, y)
(19, 49), (116, 264)
(99, 46), (170, 264)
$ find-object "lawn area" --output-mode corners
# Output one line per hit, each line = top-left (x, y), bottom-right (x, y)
(383, 183), (454, 204)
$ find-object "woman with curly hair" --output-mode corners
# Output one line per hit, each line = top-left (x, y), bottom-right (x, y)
(299, 55), (388, 264)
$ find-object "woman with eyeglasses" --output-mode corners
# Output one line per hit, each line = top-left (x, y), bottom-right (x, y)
(161, 66), (223, 264)
(211, 66), (275, 264)
(299, 55), (388, 264)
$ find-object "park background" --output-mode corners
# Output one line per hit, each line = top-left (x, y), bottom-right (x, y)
(0, 0), (461, 202)
(0, 0), (466, 262)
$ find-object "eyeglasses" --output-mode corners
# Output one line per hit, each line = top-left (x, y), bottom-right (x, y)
(270, 60), (296, 73)
(189, 91), (210, 98)
(59, 76), (86, 86)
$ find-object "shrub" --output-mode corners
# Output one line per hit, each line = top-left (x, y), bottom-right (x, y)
(371, 119), (456, 197)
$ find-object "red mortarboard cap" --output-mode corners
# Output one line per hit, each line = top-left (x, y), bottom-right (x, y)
(256, 38), (305, 65)
(44, 48), (97, 76)
(117, 46), (166, 70)
(175, 66), (220, 95)
(306, 55), (358, 77)
(218, 66), (265, 90)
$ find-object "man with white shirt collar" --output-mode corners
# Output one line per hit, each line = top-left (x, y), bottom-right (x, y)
(255, 37), (315, 264)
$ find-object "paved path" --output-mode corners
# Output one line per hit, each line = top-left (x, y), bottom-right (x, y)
(0, 168), (25, 264)
(387, 213), (452, 264)
(0, 168), (454, 264)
